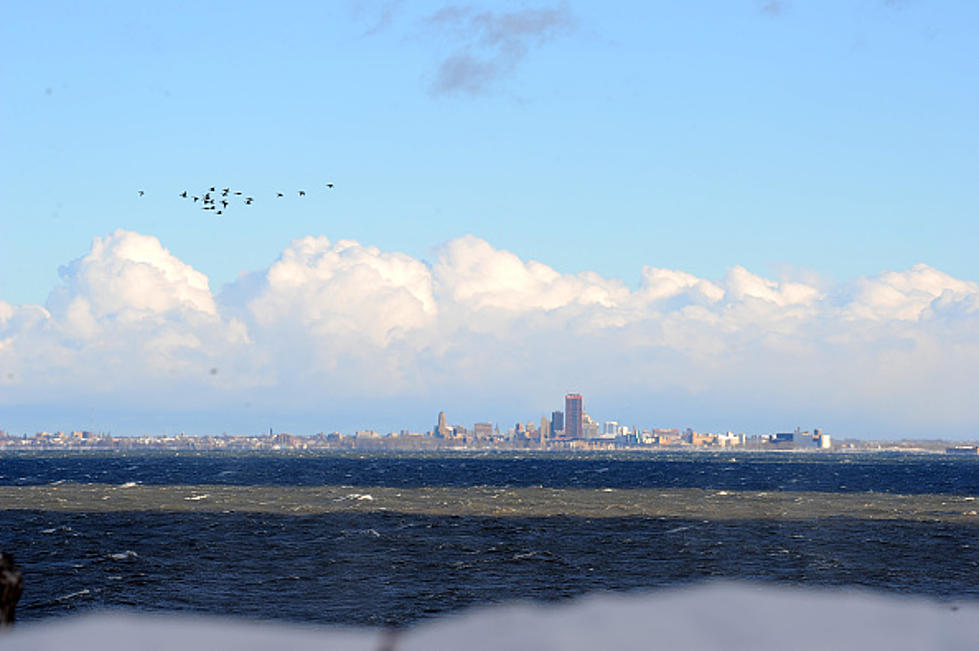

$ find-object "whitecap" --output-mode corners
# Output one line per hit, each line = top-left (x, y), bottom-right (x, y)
(55, 589), (91, 602)
(119, 481), (139, 488)
(109, 551), (138, 560)
(41, 524), (72, 534)
(337, 493), (375, 502)
(184, 494), (210, 501)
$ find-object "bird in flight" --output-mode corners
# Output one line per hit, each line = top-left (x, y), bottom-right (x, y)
(173, 180), (336, 216)
(138, 190), (145, 196)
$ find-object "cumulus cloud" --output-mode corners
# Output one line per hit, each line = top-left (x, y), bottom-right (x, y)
(243, 235), (435, 342)
(47, 230), (217, 330)
(636, 267), (725, 307)
(434, 234), (627, 312)
(426, 3), (574, 95)
(844, 263), (979, 322)
(724, 266), (822, 307)
(2, 229), (978, 436)
(216, 236), (438, 395)
(0, 230), (251, 400)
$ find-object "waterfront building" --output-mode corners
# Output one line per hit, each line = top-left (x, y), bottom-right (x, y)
(946, 445), (979, 455)
(813, 429), (832, 449)
(715, 432), (745, 447)
(772, 428), (826, 449)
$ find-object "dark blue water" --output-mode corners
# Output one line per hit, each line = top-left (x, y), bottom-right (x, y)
(3, 451), (979, 626)
(2, 450), (978, 493)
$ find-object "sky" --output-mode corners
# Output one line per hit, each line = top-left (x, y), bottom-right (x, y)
(1, 1), (978, 438)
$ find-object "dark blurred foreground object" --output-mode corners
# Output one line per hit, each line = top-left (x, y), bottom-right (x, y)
(1, 552), (23, 627)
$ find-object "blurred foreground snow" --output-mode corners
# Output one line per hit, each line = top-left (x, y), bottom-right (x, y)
(5, 583), (978, 651)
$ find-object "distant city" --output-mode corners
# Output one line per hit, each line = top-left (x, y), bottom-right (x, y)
(2, 393), (977, 455)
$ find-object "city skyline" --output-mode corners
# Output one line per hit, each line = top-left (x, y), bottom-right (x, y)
(2, 2), (978, 439)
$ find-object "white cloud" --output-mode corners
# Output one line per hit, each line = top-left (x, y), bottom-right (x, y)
(49, 229), (217, 325)
(636, 267), (725, 306)
(213, 236), (440, 396)
(724, 265), (822, 307)
(845, 263), (979, 321)
(242, 235), (436, 346)
(1, 230), (978, 436)
(434, 234), (628, 313)
(0, 230), (251, 399)
(236, 235), (436, 358)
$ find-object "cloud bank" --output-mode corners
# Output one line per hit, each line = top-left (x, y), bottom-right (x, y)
(2, 229), (978, 437)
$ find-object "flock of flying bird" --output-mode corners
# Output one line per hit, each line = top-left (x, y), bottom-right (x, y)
(136, 183), (335, 216)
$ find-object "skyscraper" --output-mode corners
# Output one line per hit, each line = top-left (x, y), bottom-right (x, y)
(435, 411), (452, 438)
(565, 394), (583, 439)
(551, 410), (564, 434)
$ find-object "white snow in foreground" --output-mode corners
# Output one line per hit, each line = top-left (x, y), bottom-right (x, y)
(4, 583), (978, 651)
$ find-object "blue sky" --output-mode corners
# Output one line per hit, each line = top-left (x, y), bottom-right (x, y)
(2, 2), (978, 437)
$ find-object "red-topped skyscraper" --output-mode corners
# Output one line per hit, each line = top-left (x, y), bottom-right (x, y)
(565, 393), (583, 439)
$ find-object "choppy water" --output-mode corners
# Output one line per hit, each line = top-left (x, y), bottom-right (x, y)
(2, 450), (978, 493)
(2, 451), (978, 626)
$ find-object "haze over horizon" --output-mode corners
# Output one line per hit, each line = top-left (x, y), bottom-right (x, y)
(2, 2), (977, 439)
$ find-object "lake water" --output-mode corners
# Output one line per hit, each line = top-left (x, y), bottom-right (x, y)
(3, 451), (978, 626)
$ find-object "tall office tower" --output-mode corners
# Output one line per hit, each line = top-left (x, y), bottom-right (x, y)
(435, 411), (451, 438)
(565, 394), (583, 439)
(551, 411), (564, 433)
